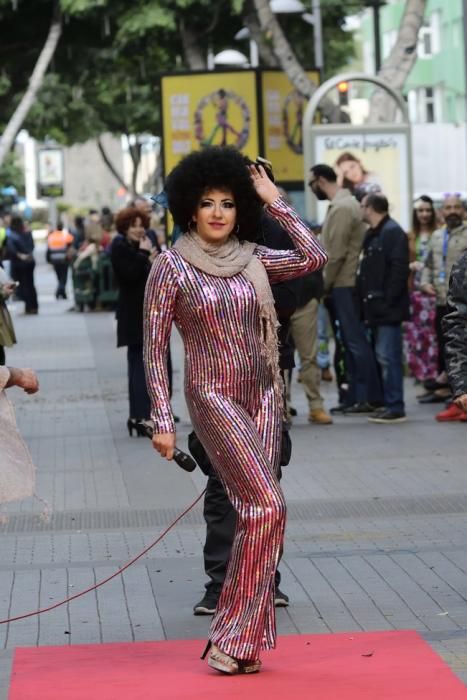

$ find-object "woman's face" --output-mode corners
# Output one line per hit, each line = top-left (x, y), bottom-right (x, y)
(414, 203), (434, 227)
(127, 217), (146, 243)
(339, 159), (364, 185)
(192, 188), (236, 245)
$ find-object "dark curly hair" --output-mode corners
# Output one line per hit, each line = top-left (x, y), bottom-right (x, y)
(165, 146), (263, 242)
(115, 207), (150, 236)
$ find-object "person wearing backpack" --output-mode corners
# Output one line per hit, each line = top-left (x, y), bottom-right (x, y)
(46, 222), (74, 299)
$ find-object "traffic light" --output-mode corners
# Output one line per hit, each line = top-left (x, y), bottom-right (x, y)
(337, 81), (349, 107)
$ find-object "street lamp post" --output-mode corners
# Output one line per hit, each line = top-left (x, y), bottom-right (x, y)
(272, 0), (324, 71)
(365, 0), (386, 72)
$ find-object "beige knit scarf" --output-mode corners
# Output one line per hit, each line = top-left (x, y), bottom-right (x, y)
(174, 230), (283, 395)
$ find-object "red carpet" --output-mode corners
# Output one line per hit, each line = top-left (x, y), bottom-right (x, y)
(9, 631), (467, 699)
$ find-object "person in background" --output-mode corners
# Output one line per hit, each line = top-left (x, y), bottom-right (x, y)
(317, 303), (333, 382)
(70, 215), (86, 250)
(100, 206), (114, 233)
(404, 196), (438, 383)
(191, 204), (300, 616)
(419, 195), (467, 407)
(441, 250), (467, 422)
(84, 209), (103, 244)
(111, 207), (159, 437)
(309, 163), (382, 414)
(0, 266), (17, 365)
(6, 216), (38, 315)
(46, 222), (75, 299)
(358, 193), (409, 424)
(132, 196), (162, 252)
(288, 267), (333, 424)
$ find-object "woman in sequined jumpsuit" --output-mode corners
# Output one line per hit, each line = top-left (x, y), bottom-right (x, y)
(144, 147), (327, 674)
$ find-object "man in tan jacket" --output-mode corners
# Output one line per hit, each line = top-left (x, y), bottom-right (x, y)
(309, 164), (382, 412)
(420, 195), (467, 403)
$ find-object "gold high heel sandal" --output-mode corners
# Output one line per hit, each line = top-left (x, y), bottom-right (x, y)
(201, 641), (261, 675)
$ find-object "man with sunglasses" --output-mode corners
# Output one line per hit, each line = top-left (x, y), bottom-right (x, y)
(308, 164), (382, 413)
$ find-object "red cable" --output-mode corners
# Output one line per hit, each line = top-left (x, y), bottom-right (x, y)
(0, 489), (206, 625)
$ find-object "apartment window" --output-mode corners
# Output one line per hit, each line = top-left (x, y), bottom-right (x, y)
(407, 87), (439, 123)
(418, 20), (432, 58)
(418, 12), (442, 58)
(424, 88), (435, 122)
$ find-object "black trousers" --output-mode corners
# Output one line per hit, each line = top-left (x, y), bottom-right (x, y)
(435, 304), (448, 373)
(127, 344), (173, 419)
(127, 344), (151, 419)
(17, 263), (38, 312)
(201, 462), (281, 596)
(0, 346), (5, 365)
(53, 263), (69, 297)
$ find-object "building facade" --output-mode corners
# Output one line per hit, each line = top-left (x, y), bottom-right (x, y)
(361, 0), (467, 198)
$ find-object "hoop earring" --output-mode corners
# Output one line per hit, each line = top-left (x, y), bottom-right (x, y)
(234, 224), (240, 234)
(188, 220), (197, 233)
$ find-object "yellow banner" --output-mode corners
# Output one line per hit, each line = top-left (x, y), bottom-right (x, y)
(161, 72), (260, 175)
(262, 71), (320, 182)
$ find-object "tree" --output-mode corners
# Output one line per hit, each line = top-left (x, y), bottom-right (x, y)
(251, 0), (358, 121)
(370, 0), (427, 122)
(0, 1), (62, 167)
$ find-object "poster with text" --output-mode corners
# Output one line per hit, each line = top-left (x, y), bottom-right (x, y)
(313, 131), (410, 229)
(262, 70), (320, 182)
(37, 147), (64, 197)
(161, 72), (260, 175)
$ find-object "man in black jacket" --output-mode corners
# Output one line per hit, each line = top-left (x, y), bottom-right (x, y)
(190, 212), (302, 615)
(358, 193), (409, 424)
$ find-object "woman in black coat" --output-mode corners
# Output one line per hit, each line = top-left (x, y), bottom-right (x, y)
(111, 207), (156, 436)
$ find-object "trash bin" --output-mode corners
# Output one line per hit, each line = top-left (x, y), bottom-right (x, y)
(72, 257), (96, 312)
(97, 255), (119, 308)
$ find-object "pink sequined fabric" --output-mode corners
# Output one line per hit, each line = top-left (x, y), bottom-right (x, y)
(144, 197), (327, 660)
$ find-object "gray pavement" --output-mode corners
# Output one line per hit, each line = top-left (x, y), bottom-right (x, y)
(2, 253), (467, 696)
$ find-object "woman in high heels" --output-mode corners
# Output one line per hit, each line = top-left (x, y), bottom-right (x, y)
(111, 207), (158, 436)
(144, 147), (327, 674)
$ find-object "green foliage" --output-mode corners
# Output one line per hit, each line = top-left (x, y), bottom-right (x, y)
(0, 152), (25, 193)
(1, 0), (363, 153)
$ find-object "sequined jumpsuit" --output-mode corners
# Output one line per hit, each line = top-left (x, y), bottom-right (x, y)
(144, 198), (327, 660)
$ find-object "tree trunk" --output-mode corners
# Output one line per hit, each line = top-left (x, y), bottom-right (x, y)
(97, 136), (128, 191)
(251, 0), (342, 121)
(0, 3), (62, 168)
(179, 20), (207, 70)
(127, 136), (142, 197)
(243, 0), (278, 68)
(369, 0), (427, 122)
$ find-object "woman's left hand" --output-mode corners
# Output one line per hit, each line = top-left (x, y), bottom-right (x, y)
(248, 165), (280, 206)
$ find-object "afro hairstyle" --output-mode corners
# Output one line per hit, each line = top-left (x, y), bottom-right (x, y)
(165, 146), (263, 242)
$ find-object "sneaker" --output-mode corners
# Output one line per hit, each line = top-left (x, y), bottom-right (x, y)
(193, 592), (218, 616)
(344, 402), (380, 415)
(368, 410), (407, 424)
(436, 403), (467, 422)
(274, 588), (289, 607)
(309, 408), (333, 425)
(330, 403), (350, 415)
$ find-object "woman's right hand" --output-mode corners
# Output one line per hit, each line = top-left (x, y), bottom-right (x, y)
(152, 432), (176, 460)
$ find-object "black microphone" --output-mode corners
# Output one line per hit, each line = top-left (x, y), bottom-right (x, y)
(139, 420), (197, 473)
(173, 448), (197, 472)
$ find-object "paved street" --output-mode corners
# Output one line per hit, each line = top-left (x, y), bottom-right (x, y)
(1, 253), (467, 697)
